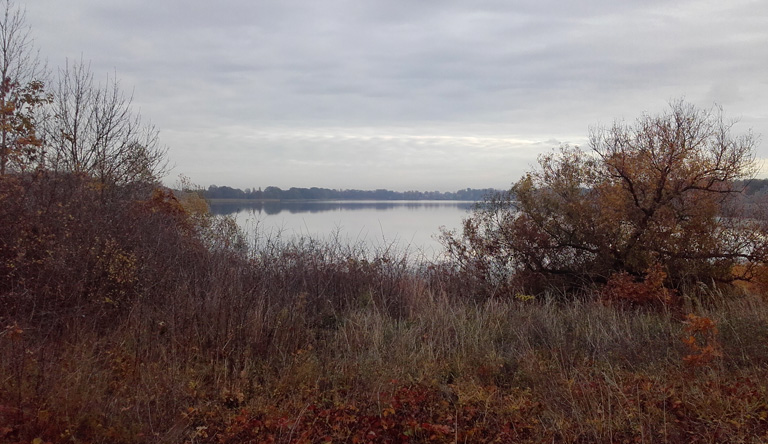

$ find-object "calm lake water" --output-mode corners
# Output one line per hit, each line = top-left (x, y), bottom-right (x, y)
(208, 200), (475, 259)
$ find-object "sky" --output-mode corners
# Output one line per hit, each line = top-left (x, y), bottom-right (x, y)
(23, 0), (768, 192)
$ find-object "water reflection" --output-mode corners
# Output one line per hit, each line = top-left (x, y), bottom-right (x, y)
(208, 200), (474, 259)
(209, 200), (475, 216)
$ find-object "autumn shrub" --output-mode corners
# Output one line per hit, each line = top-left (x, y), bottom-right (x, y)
(601, 263), (679, 310)
(0, 173), (200, 332)
(443, 100), (768, 298)
(681, 314), (722, 367)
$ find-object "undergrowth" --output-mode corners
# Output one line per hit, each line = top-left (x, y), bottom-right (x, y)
(2, 175), (768, 443)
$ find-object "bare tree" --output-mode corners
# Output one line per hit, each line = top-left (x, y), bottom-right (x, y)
(45, 58), (167, 186)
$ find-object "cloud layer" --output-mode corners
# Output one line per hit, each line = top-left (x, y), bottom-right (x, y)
(25, 0), (768, 190)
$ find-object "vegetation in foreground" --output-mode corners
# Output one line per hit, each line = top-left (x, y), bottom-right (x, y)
(2, 175), (768, 443)
(2, 0), (768, 442)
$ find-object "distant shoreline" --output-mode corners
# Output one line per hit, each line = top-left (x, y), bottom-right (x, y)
(199, 185), (500, 202)
(205, 197), (479, 204)
(205, 198), (281, 204)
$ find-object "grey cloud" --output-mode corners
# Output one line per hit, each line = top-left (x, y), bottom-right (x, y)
(22, 0), (768, 190)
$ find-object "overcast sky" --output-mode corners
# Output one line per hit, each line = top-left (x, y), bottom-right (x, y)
(24, 0), (768, 191)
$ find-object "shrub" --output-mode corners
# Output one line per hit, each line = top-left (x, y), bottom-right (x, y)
(601, 263), (678, 310)
(443, 100), (767, 296)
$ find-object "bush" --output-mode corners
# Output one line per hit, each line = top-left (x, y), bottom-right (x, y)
(0, 172), (203, 331)
(443, 100), (767, 296)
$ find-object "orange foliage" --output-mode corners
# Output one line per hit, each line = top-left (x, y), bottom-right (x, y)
(601, 263), (677, 309)
(682, 314), (722, 367)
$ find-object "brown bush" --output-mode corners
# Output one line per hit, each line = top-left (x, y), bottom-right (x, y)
(443, 101), (767, 297)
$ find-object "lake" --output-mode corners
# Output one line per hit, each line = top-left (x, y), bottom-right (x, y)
(208, 200), (476, 259)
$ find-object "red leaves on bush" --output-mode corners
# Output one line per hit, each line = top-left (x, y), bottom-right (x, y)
(601, 263), (677, 309)
(682, 314), (722, 367)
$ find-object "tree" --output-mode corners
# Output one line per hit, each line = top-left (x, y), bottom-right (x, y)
(44, 58), (166, 187)
(442, 100), (767, 296)
(0, 0), (48, 175)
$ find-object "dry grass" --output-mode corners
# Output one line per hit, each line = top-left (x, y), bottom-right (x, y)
(4, 282), (768, 443)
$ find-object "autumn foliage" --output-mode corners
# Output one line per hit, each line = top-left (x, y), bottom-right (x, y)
(601, 263), (678, 309)
(443, 100), (768, 297)
(681, 314), (722, 367)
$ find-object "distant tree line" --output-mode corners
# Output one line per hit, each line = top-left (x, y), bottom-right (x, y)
(202, 180), (768, 202)
(202, 185), (498, 201)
